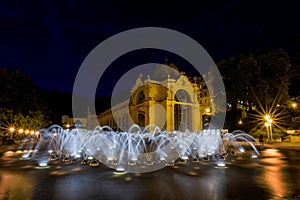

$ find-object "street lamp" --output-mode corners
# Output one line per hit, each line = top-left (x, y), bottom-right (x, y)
(9, 127), (15, 139)
(264, 115), (273, 142)
(292, 102), (297, 108)
(9, 127), (15, 133)
(205, 108), (210, 113)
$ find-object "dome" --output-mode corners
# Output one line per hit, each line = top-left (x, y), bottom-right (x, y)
(152, 59), (180, 81)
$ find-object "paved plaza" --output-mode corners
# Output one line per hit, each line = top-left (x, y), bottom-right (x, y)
(0, 143), (299, 200)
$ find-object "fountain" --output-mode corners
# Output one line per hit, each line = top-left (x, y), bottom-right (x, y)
(16, 125), (260, 173)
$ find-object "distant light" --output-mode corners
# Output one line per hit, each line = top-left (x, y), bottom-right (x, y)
(131, 158), (138, 161)
(107, 157), (113, 161)
(116, 167), (125, 172)
(113, 167), (127, 175)
(18, 129), (23, 133)
(292, 103), (297, 108)
(205, 108), (210, 113)
(251, 155), (258, 158)
(239, 147), (245, 152)
(36, 162), (50, 169)
(217, 162), (226, 167)
(22, 154), (30, 159)
(215, 161), (227, 168)
(39, 163), (48, 167)
(9, 127), (15, 132)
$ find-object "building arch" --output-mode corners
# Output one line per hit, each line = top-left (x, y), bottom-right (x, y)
(174, 89), (191, 103)
(173, 89), (193, 131)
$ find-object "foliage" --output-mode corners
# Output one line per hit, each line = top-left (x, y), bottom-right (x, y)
(0, 67), (51, 135)
(218, 48), (292, 131)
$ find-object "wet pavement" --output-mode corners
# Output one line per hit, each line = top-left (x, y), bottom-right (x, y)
(0, 145), (299, 200)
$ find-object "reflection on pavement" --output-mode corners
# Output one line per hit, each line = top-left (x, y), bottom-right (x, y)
(0, 172), (33, 200)
(260, 148), (287, 199)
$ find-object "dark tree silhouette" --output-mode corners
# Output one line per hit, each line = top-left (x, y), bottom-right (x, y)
(217, 48), (291, 131)
(0, 67), (51, 135)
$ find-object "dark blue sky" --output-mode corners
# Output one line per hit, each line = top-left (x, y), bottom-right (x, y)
(1, 0), (300, 96)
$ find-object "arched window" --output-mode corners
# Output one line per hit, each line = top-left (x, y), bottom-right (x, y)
(175, 90), (191, 102)
(174, 104), (192, 131)
(137, 91), (145, 104)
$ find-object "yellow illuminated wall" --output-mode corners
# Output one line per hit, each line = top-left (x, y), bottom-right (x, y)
(98, 72), (207, 132)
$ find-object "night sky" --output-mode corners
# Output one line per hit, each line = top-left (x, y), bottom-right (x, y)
(1, 0), (300, 96)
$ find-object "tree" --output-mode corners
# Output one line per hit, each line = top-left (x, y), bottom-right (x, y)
(0, 67), (51, 137)
(217, 49), (291, 131)
(217, 56), (244, 131)
(252, 48), (291, 106)
(289, 35), (300, 97)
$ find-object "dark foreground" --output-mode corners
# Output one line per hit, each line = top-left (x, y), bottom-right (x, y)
(0, 146), (299, 200)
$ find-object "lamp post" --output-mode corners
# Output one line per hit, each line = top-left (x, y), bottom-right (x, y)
(264, 121), (270, 142)
(264, 115), (273, 142)
(291, 102), (298, 126)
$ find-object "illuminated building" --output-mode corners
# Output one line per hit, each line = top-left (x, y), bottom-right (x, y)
(98, 62), (208, 132)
